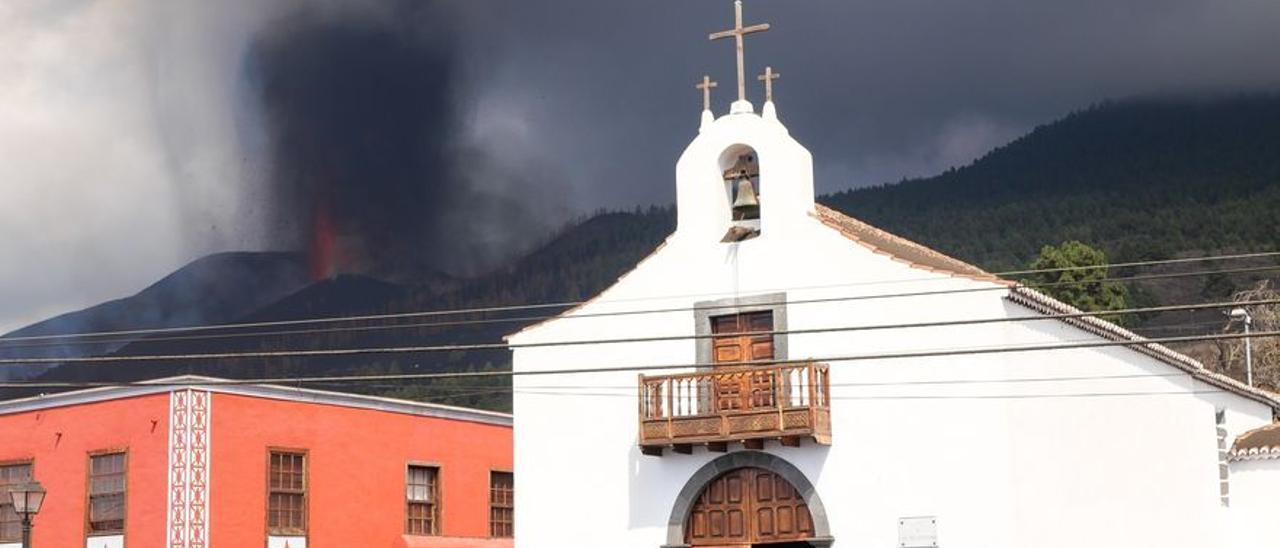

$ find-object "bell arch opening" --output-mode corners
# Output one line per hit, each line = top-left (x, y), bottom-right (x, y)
(664, 452), (833, 547)
(719, 144), (761, 242)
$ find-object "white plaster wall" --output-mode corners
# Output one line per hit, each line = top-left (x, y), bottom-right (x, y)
(510, 109), (1276, 548)
(1228, 459), (1280, 548)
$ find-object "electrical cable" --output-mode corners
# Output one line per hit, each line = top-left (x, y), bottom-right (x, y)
(1, 261), (1276, 347)
(0, 328), (1274, 388)
(2, 250), (1269, 343)
(0, 296), (1273, 365)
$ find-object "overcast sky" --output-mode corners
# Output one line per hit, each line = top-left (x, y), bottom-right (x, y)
(3, 0), (1280, 333)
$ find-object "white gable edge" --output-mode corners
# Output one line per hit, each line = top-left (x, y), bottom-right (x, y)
(506, 238), (674, 343)
(1007, 287), (1280, 410)
(0, 375), (511, 426)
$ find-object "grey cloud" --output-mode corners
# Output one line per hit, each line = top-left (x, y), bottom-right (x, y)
(457, 0), (1280, 202)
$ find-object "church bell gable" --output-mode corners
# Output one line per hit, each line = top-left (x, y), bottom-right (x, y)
(673, 113), (817, 245)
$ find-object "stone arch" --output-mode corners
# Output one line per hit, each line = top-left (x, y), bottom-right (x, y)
(664, 451), (833, 547)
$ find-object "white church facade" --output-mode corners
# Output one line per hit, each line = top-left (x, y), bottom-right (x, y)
(508, 3), (1280, 547)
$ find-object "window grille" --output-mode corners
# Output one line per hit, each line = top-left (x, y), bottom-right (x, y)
(88, 452), (126, 534)
(406, 465), (439, 535)
(0, 462), (32, 541)
(489, 471), (514, 538)
(268, 451), (306, 535)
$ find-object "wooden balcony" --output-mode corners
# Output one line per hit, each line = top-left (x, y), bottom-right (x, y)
(638, 362), (831, 456)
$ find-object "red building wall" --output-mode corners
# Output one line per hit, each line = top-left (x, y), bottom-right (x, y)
(0, 393), (170, 547)
(210, 392), (513, 546)
(0, 386), (512, 547)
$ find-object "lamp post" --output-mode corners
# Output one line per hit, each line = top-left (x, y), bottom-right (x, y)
(1230, 308), (1254, 387)
(9, 481), (46, 548)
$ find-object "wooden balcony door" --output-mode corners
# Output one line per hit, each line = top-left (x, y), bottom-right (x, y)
(711, 312), (776, 412)
(712, 311), (775, 365)
(685, 467), (815, 546)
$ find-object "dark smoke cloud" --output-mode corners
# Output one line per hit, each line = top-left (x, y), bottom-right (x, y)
(248, 3), (553, 280)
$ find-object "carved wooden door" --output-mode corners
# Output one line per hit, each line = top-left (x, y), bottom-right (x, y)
(686, 468), (751, 545)
(751, 469), (814, 543)
(685, 468), (814, 546)
(711, 312), (775, 412)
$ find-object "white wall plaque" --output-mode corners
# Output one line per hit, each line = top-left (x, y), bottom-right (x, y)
(898, 516), (939, 548)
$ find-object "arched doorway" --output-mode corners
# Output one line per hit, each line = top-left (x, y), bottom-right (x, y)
(665, 450), (834, 545)
(686, 467), (813, 546)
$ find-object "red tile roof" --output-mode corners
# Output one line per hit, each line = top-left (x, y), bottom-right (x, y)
(1232, 423), (1280, 461)
(813, 204), (1002, 282)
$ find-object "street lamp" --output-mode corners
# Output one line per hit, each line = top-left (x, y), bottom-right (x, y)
(1230, 308), (1254, 387)
(8, 481), (45, 548)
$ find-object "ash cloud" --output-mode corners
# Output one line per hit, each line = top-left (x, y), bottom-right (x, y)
(248, 3), (554, 280)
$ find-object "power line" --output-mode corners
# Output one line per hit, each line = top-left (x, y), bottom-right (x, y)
(318, 370), (1208, 392)
(0, 314), (538, 350)
(0, 295), (1210, 351)
(0, 296), (1274, 365)
(0, 291), (1248, 353)
(2, 260), (1277, 347)
(209, 369), (1208, 394)
(512, 388), (1231, 401)
(1, 329), (1275, 389)
(0, 376), (1239, 403)
(997, 250), (1280, 276)
(22, 370), (1205, 393)
(1137, 321), (1230, 333)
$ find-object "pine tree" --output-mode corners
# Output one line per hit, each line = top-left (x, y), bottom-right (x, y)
(1024, 241), (1130, 324)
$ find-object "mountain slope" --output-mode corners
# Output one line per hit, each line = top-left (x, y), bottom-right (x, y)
(0, 252), (310, 378)
(827, 94), (1280, 269)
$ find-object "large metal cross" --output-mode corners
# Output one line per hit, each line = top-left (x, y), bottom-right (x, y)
(758, 66), (780, 102)
(709, 0), (770, 103)
(696, 75), (719, 111)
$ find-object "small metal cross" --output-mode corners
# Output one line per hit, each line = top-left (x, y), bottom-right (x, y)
(696, 75), (719, 111)
(757, 66), (780, 102)
(709, 0), (771, 103)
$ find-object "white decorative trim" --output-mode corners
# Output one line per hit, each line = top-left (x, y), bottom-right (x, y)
(167, 389), (211, 548)
(1230, 446), (1280, 462)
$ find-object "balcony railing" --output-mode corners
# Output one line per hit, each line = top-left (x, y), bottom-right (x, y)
(638, 362), (831, 455)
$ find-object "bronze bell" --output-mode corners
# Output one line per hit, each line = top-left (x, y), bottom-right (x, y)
(731, 177), (760, 220)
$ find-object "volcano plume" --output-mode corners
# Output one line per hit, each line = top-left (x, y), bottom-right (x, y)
(249, 3), (547, 282)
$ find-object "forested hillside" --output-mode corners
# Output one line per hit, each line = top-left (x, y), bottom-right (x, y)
(826, 94), (1280, 269)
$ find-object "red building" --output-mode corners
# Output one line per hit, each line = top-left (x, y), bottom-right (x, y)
(0, 376), (512, 548)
